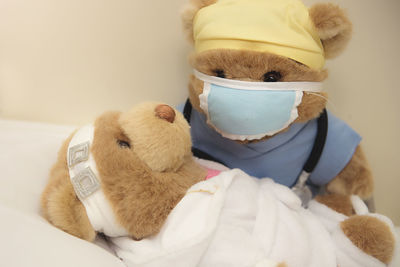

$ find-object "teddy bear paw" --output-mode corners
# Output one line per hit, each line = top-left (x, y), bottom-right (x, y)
(340, 215), (395, 265)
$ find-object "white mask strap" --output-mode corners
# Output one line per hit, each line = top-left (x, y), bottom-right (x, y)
(194, 69), (323, 92)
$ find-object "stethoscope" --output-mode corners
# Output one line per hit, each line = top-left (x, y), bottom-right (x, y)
(183, 99), (328, 207)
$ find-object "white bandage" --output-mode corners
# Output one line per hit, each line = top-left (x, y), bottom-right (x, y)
(67, 125), (128, 237)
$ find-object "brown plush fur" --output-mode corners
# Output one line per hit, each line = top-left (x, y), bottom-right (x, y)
(315, 194), (395, 264)
(309, 3), (353, 59)
(341, 215), (395, 264)
(181, 0), (217, 44)
(118, 102), (193, 172)
(41, 102), (394, 264)
(182, 1), (374, 199)
(189, 49), (328, 143)
(41, 103), (207, 241)
(181, 1), (353, 59)
(315, 194), (354, 216)
(327, 146), (374, 199)
(41, 134), (96, 241)
(92, 109), (206, 239)
(189, 49), (328, 124)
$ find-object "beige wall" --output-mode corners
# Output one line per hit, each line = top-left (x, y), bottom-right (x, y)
(303, 0), (400, 224)
(0, 0), (192, 124)
(1, 0), (399, 223)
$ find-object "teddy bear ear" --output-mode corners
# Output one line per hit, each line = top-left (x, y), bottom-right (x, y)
(181, 0), (217, 44)
(309, 3), (353, 59)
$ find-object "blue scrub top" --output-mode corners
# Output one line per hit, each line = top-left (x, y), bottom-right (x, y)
(178, 105), (361, 187)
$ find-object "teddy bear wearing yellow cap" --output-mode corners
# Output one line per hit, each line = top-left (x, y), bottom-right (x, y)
(180, 0), (372, 204)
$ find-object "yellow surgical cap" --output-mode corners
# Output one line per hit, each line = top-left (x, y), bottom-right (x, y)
(193, 0), (325, 70)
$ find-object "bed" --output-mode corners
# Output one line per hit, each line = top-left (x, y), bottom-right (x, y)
(0, 119), (398, 266)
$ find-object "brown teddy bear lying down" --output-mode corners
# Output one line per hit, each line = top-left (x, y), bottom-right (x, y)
(41, 103), (396, 267)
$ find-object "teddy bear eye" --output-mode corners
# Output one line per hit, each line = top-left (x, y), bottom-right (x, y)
(263, 71), (282, 82)
(117, 140), (131, 149)
(213, 69), (226, 78)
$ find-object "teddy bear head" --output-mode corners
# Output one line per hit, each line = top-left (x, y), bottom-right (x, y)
(181, 0), (352, 142)
(41, 103), (206, 241)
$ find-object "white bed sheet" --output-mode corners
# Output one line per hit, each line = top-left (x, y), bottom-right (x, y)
(0, 119), (124, 267)
(0, 119), (398, 267)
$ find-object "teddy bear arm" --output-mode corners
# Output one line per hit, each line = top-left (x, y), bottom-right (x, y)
(314, 194), (354, 217)
(326, 145), (373, 200)
(314, 196), (395, 264)
(341, 215), (395, 265)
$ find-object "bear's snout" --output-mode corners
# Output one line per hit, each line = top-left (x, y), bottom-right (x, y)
(155, 104), (175, 123)
(119, 102), (191, 172)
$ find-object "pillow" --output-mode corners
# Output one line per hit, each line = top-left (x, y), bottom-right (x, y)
(0, 119), (124, 267)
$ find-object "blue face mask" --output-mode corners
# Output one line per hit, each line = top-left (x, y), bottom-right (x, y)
(194, 70), (323, 141)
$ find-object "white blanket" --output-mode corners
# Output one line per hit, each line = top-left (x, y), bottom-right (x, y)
(110, 168), (393, 267)
(0, 119), (397, 267)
